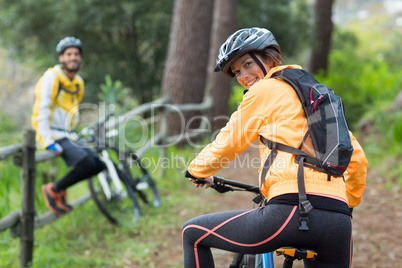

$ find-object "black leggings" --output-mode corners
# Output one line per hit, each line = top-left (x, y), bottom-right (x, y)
(53, 155), (106, 191)
(182, 204), (352, 268)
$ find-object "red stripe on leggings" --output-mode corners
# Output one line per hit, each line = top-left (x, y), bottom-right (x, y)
(182, 205), (297, 268)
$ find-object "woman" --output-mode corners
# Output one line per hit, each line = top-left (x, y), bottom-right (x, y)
(182, 27), (367, 267)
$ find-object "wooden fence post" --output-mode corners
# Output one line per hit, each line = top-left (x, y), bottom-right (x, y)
(159, 105), (169, 177)
(19, 129), (36, 267)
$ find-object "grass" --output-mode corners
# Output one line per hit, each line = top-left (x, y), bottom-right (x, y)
(0, 136), (203, 267)
(361, 110), (402, 188)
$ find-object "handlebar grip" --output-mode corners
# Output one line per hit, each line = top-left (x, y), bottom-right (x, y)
(212, 176), (224, 184)
(184, 170), (197, 179)
(211, 176), (233, 193)
(184, 170), (208, 185)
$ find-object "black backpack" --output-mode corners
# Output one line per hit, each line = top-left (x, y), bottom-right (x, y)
(257, 68), (354, 231)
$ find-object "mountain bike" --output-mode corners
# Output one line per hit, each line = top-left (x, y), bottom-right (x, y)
(78, 113), (161, 224)
(192, 176), (317, 268)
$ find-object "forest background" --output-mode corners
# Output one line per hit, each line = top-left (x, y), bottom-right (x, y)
(0, 0), (401, 267)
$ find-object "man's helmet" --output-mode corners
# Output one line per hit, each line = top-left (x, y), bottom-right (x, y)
(56, 37), (83, 54)
(214, 27), (280, 77)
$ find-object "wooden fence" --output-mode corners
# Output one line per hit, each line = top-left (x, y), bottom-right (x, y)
(0, 96), (213, 267)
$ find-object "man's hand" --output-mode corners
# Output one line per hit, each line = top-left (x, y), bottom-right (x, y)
(47, 143), (63, 156)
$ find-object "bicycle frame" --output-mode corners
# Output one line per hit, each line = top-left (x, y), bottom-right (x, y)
(78, 114), (126, 201)
(97, 149), (125, 200)
(79, 112), (161, 224)
(261, 252), (274, 268)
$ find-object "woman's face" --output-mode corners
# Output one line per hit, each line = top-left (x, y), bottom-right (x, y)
(230, 53), (272, 89)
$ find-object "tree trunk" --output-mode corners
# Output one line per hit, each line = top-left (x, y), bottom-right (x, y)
(306, 0), (334, 74)
(390, 90), (402, 112)
(206, 0), (238, 130)
(161, 0), (214, 136)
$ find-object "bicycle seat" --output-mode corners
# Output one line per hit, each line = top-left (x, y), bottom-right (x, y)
(276, 246), (317, 261)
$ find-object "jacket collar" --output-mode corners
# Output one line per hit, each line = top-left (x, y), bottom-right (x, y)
(243, 65), (302, 95)
(265, 65), (302, 79)
(51, 64), (78, 86)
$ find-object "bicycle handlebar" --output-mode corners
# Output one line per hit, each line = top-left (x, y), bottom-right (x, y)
(77, 112), (115, 140)
(184, 170), (260, 195)
(212, 176), (260, 194)
(90, 112), (114, 130)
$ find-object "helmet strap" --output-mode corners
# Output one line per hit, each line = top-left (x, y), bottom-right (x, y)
(249, 52), (267, 77)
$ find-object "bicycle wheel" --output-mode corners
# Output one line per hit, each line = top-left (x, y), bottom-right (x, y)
(88, 165), (141, 225)
(231, 253), (257, 268)
(120, 151), (161, 208)
(243, 254), (256, 268)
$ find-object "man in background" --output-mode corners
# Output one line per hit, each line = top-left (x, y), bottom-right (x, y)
(32, 37), (105, 215)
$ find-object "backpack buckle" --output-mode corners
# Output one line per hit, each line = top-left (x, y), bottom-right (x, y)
(299, 209), (310, 231)
(299, 216), (309, 231)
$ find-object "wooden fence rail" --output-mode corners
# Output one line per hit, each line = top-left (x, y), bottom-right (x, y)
(0, 96), (213, 267)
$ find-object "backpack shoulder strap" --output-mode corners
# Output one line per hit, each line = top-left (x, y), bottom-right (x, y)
(55, 81), (80, 103)
(260, 68), (320, 231)
(253, 139), (278, 204)
(259, 136), (314, 230)
(274, 68), (318, 108)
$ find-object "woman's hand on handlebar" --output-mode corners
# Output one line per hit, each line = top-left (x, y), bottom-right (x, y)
(188, 176), (214, 189)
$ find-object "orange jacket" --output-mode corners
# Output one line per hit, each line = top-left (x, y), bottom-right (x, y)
(188, 65), (367, 208)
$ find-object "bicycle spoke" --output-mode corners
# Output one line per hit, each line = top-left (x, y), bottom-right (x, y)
(88, 166), (141, 225)
(121, 153), (161, 209)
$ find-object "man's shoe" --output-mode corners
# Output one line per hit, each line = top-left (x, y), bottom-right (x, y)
(41, 183), (66, 215)
(42, 183), (73, 214)
(59, 190), (73, 211)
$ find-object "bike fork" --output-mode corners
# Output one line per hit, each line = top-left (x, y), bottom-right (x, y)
(99, 150), (124, 199)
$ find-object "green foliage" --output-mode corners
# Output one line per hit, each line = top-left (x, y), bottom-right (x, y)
(0, 112), (18, 133)
(228, 84), (246, 114)
(98, 75), (137, 114)
(383, 31), (402, 68)
(0, 0), (174, 103)
(238, 0), (313, 60)
(369, 111), (402, 155)
(314, 27), (402, 129)
(0, 0), (314, 101)
(0, 0), (315, 106)
(0, 160), (21, 215)
(362, 110), (402, 187)
(0, 112), (20, 146)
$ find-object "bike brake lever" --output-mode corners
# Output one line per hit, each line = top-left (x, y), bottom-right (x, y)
(211, 183), (233, 193)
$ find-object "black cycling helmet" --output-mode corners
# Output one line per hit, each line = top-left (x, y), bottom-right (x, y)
(56, 36), (83, 54)
(214, 27), (281, 77)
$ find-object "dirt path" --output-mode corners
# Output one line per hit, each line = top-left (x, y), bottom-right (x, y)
(156, 145), (401, 267)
